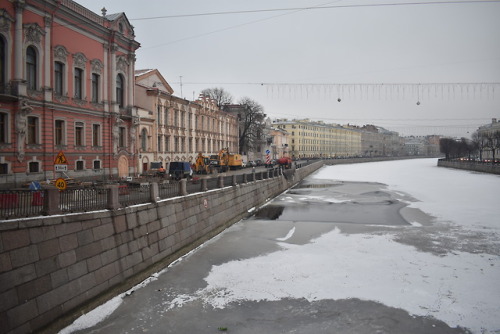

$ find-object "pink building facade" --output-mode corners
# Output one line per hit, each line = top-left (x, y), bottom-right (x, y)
(0, 0), (140, 187)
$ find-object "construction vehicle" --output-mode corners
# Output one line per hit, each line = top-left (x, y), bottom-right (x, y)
(277, 156), (293, 169)
(168, 162), (193, 180)
(216, 148), (243, 172)
(194, 152), (213, 174)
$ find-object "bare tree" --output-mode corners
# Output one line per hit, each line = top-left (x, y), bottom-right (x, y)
(439, 138), (457, 159)
(200, 87), (233, 108)
(236, 97), (266, 155)
(471, 131), (487, 161)
(460, 137), (476, 160)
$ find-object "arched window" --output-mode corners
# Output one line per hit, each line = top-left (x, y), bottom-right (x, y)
(0, 37), (5, 87)
(116, 74), (124, 108)
(141, 128), (147, 151)
(26, 46), (37, 90)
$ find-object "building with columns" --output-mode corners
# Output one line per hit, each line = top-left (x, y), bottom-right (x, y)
(135, 69), (239, 174)
(0, 0), (140, 187)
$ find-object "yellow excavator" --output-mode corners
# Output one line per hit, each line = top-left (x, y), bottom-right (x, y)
(194, 152), (213, 174)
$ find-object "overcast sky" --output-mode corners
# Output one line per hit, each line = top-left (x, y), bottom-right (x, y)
(77, 0), (500, 137)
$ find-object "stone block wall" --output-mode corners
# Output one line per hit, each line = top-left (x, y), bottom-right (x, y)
(0, 164), (323, 334)
(437, 159), (500, 175)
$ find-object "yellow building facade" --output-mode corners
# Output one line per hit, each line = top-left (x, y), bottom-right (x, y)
(273, 119), (362, 159)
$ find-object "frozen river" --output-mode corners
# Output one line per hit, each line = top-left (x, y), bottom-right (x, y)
(61, 158), (500, 334)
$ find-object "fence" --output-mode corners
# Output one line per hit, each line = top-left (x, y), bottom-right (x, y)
(0, 190), (45, 218)
(59, 187), (109, 213)
(0, 167), (285, 220)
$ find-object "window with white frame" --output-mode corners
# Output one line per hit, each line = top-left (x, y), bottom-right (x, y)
(91, 73), (100, 103)
(26, 46), (37, 90)
(74, 68), (83, 99)
(55, 119), (66, 146)
(54, 61), (64, 96)
(116, 74), (125, 108)
(76, 160), (84, 170)
(75, 122), (84, 146)
(28, 161), (40, 173)
(92, 123), (101, 147)
(27, 116), (39, 144)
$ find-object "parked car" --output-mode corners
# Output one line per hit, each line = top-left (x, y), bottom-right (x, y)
(168, 162), (193, 180)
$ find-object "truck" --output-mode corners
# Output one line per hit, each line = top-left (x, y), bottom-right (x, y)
(168, 162), (193, 180)
(277, 156), (293, 169)
(217, 148), (243, 172)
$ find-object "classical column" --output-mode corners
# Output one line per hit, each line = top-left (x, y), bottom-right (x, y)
(127, 53), (135, 108)
(13, 1), (24, 94)
(102, 43), (109, 112)
(110, 44), (117, 113)
(43, 16), (52, 100)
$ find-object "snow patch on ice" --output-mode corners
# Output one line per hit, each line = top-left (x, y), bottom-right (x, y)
(276, 226), (296, 241)
(193, 228), (500, 333)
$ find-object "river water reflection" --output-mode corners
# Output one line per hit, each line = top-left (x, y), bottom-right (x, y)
(253, 179), (411, 226)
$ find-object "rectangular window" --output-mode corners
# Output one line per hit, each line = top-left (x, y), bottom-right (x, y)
(165, 136), (169, 152)
(74, 68), (83, 99)
(55, 120), (65, 145)
(164, 108), (169, 125)
(0, 113), (6, 143)
(93, 160), (101, 169)
(54, 62), (64, 95)
(174, 137), (179, 153)
(119, 127), (126, 147)
(92, 124), (101, 146)
(29, 161), (39, 173)
(75, 122), (84, 146)
(0, 163), (8, 174)
(76, 160), (84, 170)
(91, 73), (99, 103)
(27, 116), (38, 144)
(158, 135), (162, 152)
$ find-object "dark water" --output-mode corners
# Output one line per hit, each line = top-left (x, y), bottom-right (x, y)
(253, 180), (410, 226)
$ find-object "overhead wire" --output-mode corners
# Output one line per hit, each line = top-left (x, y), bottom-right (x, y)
(129, 1), (500, 21)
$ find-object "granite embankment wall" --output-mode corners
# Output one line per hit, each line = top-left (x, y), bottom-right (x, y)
(0, 162), (322, 334)
(437, 159), (500, 175)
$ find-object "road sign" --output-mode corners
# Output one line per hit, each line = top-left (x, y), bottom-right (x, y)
(54, 164), (68, 172)
(54, 151), (68, 164)
(265, 149), (271, 154)
(55, 178), (67, 191)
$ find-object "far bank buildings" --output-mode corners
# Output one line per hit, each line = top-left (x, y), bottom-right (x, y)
(272, 119), (406, 159)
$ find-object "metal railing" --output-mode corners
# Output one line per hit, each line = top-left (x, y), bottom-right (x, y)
(59, 187), (109, 213)
(0, 166), (287, 220)
(159, 182), (179, 199)
(119, 183), (151, 206)
(0, 190), (45, 219)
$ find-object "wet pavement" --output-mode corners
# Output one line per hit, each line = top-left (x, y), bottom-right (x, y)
(65, 176), (496, 334)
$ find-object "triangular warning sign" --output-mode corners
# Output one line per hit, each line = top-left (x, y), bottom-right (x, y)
(54, 151), (68, 164)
